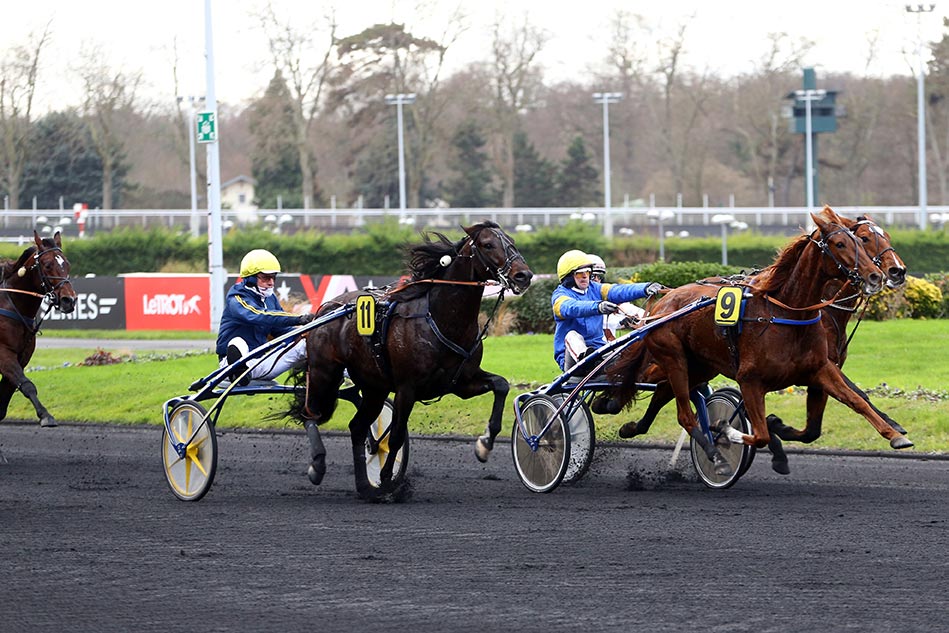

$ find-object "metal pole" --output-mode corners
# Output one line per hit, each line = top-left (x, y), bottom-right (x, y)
(185, 97), (200, 237)
(805, 94), (814, 218)
(396, 100), (406, 212)
(602, 97), (611, 237)
(205, 0), (225, 333)
(593, 92), (622, 239)
(908, 3), (935, 230)
(385, 93), (416, 217)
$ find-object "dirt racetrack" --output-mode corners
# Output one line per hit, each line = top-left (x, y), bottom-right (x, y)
(2, 422), (949, 632)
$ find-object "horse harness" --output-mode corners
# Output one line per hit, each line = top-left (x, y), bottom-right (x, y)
(0, 244), (70, 334)
(356, 229), (518, 389)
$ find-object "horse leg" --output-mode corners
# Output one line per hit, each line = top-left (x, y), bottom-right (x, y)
(815, 364), (913, 449)
(352, 389), (413, 501)
(0, 361), (57, 427)
(765, 386), (830, 475)
(302, 364), (344, 486)
(659, 363), (733, 477)
(0, 376), (18, 422)
(733, 383), (773, 450)
(842, 373), (906, 434)
(348, 390), (389, 499)
(447, 369), (508, 462)
(618, 382), (673, 439)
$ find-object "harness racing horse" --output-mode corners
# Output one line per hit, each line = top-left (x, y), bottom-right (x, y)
(609, 207), (910, 473)
(764, 209), (908, 471)
(607, 211), (911, 477)
(0, 231), (77, 428)
(293, 221), (532, 500)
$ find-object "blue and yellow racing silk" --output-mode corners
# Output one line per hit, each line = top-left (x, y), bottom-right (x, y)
(551, 280), (651, 369)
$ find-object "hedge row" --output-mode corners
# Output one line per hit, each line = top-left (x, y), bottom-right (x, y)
(5, 220), (948, 277)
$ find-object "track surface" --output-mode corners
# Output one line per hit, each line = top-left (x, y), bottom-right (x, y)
(2, 423), (949, 632)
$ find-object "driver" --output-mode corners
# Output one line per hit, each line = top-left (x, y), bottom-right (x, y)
(216, 249), (315, 385)
(551, 250), (662, 370)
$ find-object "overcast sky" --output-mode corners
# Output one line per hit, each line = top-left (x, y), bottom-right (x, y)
(15, 0), (949, 113)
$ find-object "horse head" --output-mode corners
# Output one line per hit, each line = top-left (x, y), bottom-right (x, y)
(817, 206), (906, 289)
(26, 231), (76, 313)
(461, 221), (533, 294)
(848, 214), (906, 289)
(810, 212), (883, 296)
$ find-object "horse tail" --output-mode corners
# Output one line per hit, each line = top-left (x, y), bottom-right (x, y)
(605, 338), (649, 409)
(283, 366), (309, 423)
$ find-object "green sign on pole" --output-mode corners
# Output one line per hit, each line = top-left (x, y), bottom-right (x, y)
(196, 111), (217, 143)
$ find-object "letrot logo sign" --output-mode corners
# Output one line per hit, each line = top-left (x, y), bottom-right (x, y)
(124, 275), (210, 330)
(142, 293), (203, 316)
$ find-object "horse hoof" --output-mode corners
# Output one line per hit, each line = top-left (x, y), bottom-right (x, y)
(40, 416), (57, 428)
(474, 436), (491, 463)
(712, 456), (733, 477)
(890, 435), (914, 450)
(618, 423), (637, 439)
(771, 458), (790, 475)
(307, 458), (326, 485)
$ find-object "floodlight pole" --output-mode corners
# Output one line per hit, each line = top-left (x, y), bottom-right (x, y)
(385, 93), (416, 215)
(908, 3), (936, 230)
(795, 89), (825, 229)
(177, 95), (204, 238)
(593, 92), (623, 238)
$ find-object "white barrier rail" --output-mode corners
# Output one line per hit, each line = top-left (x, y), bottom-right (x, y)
(2, 205), (946, 239)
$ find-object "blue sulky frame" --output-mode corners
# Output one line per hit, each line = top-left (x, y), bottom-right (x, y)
(510, 296), (754, 493)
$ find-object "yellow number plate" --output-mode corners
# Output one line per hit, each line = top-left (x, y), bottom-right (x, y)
(355, 295), (376, 336)
(714, 287), (742, 326)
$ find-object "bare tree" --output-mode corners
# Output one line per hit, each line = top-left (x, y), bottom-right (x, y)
(726, 33), (811, 205)
(488, 14), (548, 207)
(0, 25), (50, 210)
(332, 3), (468, 208)
(76, 45), (141, 210)
(257, 1), (338, 208)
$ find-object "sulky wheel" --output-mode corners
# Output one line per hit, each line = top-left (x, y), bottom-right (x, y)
(161, 401), (217, 502)
(511, 394), (571, 493)
(549, 393), (595, 485)
(690, 387), (755, 489)
(365, 398), (408, 489)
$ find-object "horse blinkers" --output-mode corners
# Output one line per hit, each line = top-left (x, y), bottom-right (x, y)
(29, 233), (77, 314)
(464, 225), (533, 294)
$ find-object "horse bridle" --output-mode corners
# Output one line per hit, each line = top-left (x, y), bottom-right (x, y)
(463, 226), (525, 292)
(851, 219), (899, 271)
(17, 245), (73, 306)
(809, 224), (874, 292)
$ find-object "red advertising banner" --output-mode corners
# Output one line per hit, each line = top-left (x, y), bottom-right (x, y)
(123, 274), (211, 331)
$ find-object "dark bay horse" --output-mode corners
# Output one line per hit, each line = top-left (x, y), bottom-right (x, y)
(0, 231), (77, 428)
(293, 221), (532, 500)
(608, 212), (910, 475)
(611, 207), (910, 473)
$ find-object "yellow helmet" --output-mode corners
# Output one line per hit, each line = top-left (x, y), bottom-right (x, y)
(557, 249), (592, 282)
(240, 249), (281, 278)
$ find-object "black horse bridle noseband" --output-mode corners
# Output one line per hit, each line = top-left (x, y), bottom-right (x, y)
(462, 226), (526, 292)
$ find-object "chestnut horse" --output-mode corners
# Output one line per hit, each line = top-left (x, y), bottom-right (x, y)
(611, 207), (909, 473)
(0, 231), (77, 428)
(293, 221), (533, 500)
(608, 212), (911, 476)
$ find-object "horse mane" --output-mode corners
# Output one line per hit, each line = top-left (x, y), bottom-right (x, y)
(390, 221), (498, 300)
(749, 233), (812, 294)
(0, 246), (38, 282)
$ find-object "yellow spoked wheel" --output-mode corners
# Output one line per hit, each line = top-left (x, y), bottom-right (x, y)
(365, 399), (408, 489)
(161, 402), (218, 501)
